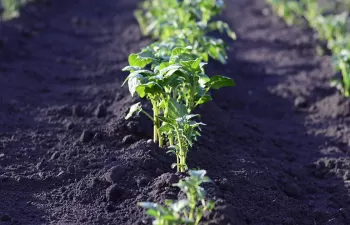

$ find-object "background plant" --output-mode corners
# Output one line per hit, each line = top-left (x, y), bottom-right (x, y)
(268, 0), (350, 98)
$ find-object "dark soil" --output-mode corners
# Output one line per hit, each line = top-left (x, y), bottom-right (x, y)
(1, 0), (350, 224)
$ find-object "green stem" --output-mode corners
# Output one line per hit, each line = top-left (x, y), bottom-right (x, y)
(152, 104), (163, 147)
(340, 61), (350, 97)
(152, 102), (159, 144)
(140, 110), (154, 123)
(175, 129), (186, 172)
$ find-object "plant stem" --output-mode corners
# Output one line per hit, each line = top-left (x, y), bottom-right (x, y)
(141, 110), (155, 122)
(175, 129), (186, 172)
(340, 61), (350, 97)
(152, 102), (159, 144)
(152, 104), (163, 147)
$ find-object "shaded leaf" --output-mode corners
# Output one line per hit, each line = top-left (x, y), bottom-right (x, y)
(125, 102), (142, 120)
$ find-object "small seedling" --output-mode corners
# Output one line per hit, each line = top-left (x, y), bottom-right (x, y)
(331, 50), (350, 97)
(138, 170), (215, 225)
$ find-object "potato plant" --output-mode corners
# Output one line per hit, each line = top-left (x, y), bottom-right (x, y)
(331, 50), (350, 97)
(138, 170), (215, 225)
(123, 47), (234, 171)
(268, 0), (350, 98)
(135, 0), (236, 64)
(123, 0), (235, 171)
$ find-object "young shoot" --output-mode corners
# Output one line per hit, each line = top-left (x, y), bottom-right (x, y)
(138, 170), (215, 225)
(331, 50), (350, 97)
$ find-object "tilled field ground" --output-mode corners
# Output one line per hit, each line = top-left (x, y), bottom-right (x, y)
(1, 0), (350, 224)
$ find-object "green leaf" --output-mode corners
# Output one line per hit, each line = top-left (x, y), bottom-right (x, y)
(122, 66), (143, 72)
(146, 209), (159, 217)
(159, 123), (173, 134)
(208, 45), (227, 64)
(189, 169), (207, 178)
(167, 98), (187, 119)
(160, 64), (182, 76)
(125, 102), (142, 120)
(128, 53), (153, 67)
(128, 74), (143, 96)
(171, 199), (189, 212)
(195, 94), (212, 106)
(157, 116), (175, 124)
(170, 47), (196, 63)
(180, 58), (202, 72)
(208, 75), (235, 90)
(136, 82), (163, 98)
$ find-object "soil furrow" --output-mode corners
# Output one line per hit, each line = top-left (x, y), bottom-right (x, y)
(0, 0), (349, 225)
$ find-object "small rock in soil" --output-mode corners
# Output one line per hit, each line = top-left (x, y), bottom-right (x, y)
(167, 174), (179, 185)
(65, 122), (74, 130)
(93, 132), (103, 141)
(80, 130), (93, 143)
(283, 182), (302, 199)
(104, 166), (126, 184)
(312, 209), (333, 223)
(326, 218), (343, 225)
(105, 204), (115, 213)
(0, 214), (11, 222)
(339, 208), (349, 219)
(94, 104), (107, 118)
(106, 184), (123, 202)
(79, 158), (89, 168)
(343, 171), (350, 180)
(294, 96), (308, 108)
(67, 165), (75, 174)
(218, 178), (231, 190)
(155, 168), (163, 176)
(122, 135), (136, 144)
(137, 176), (151, 188)
(36, 160), (49, 170)
(50, 151), (60, 160)
(72, 105), (84, 117)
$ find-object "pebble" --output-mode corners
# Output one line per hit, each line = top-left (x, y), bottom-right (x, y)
(167, 174), (179, 185)
(104, 166), (126, 184)
(94, 104), (107, 118)
(343, 171), (350, 180)
(106, 184), (123, 202)
(105, 204), (115, 213)
(65, 122), (74, 130)
(50, 151), (60, 160)
(294, 96), (308, 108)
(80, 130), (93, 143)
(219, 178), (230, 190)
(312, 209), (332, 223)
(122, 135), (136, 144)
(155, 168), (163, 176)
(326, 218), (343, 225)
(137, 176), (150, 188)
(283, 182), (301, 199)
(0, 214), (11, 222)
(35, 160), (48, 170)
